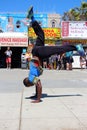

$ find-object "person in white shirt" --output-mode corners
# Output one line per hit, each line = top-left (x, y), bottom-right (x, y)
(4, 47), (12, 69)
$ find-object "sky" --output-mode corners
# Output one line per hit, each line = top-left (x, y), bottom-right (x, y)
(0, 0), (87, 15)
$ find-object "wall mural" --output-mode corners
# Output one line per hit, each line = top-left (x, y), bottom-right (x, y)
(0, 13), (48, 33)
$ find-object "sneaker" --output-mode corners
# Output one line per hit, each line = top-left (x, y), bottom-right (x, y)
(26, 6), (33, 19)
(75, 44), (85, 56)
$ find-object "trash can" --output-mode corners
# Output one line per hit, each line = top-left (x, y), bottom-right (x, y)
(21, 53), (27, 69)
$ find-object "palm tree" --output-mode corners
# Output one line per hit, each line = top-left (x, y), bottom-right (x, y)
(62, 12), (70, 21)
(62, 1), (87, 21)
(80, 1), (87, 20)
(62, 8), (80, 21)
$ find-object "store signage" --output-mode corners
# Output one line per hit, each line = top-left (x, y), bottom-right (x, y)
(0, 32), (28, 47)
(28, 27), (61, 39)
(0, 37), (28, 47)
(61, 21), (87, 39)
(0, 37), (27, 43)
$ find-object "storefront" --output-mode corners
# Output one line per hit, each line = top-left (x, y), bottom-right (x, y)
(28, 27), (61, 45)
(61, 21), (87, 45)
(0, 32), (28, 68)
(61, 21), (87, 68)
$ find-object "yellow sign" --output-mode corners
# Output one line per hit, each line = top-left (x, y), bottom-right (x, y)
(28, 27), (61, 39)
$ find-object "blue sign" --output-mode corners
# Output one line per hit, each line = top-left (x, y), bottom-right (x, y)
(0, 13), (48, 32)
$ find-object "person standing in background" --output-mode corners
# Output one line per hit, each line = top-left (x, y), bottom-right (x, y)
(4, 47), (12, 69)
(80, 56), (86, 69)
(65, 51), (74, 70)
(25, 49), (32, 69)
(85, 49), (87, 69)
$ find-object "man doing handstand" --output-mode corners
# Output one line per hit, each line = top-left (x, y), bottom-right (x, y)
(23, 6), (85, 103)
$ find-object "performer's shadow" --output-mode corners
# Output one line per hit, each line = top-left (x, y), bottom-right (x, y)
(41, 93), (82, 98)
(25, 93), (82, 100)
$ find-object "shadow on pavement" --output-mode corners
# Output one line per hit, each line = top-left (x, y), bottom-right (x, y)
(25, 93), (82, 99)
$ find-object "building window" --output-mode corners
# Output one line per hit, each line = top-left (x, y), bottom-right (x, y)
(51, 20), (56, 27)
(16, 20), (21, 28)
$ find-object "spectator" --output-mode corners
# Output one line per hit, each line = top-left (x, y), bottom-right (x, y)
(25, 50), (32, 69)
(4, 47), (12, 69)
(56, 55), (61, 70)
(43, 58), (48, 69)
(80, 56), (86, 69)
(85, 49), (87, 69)
(61, 53), (66, 70)
(65, 51), (74, 70)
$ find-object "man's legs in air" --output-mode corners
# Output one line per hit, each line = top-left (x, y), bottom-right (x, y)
(26, 6), (45, 46)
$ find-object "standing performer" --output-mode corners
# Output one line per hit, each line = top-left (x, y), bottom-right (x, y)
(23, 6), (85, 103)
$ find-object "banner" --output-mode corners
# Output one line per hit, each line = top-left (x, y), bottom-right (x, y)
(0, 32), (28, 47)
(0, 37), (28, 47)
(61, 21), (87, 39)
(28, 27), (61, 39)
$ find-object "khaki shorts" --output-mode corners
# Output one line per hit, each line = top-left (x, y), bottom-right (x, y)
(33, 77), (40, 85)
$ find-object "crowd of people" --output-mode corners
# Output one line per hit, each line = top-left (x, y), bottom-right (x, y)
(4, 46), (87, 70)
(24, 45), (87, 71)
(42, 51), (87, 70)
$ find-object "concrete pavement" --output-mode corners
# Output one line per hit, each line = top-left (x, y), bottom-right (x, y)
(0, 69), (87, 130)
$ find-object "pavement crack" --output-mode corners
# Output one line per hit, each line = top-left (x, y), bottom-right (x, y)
(18, 87), (24, 130)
